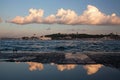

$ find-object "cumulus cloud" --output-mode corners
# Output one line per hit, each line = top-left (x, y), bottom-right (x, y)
(78, 5), (120, 25)
(10, 8), (44, 24)
(9, 5), (120, 25)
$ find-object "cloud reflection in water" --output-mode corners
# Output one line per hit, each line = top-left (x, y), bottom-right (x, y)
(56, 64), (77, 71)
(83, 64), (103, 75)
(27, 62), (77, 71)
(27, 62), (44, 71)
(26, 62), (103, 75)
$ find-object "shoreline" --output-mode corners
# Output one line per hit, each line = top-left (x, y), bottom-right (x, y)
(0, 52), (120, 69)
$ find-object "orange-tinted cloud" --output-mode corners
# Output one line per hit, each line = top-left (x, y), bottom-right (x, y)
(9, 5), (120, 25)
(83, 64), (102, 75)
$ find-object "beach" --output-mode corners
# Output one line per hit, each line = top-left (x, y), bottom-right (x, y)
(0, 52), (120, 69)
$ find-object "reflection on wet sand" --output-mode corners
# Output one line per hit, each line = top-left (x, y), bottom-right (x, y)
(83, 64), (103, 75)
(27, 62), (44, 71)
(56, 64), (77, 71)
(27, 62), (77, 71)
(25, 62), (118, 76)
(0, 62), (120, 80)
(2, 52), (120, 70)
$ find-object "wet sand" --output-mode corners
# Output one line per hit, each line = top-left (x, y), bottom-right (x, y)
(0, 52), (120, 69)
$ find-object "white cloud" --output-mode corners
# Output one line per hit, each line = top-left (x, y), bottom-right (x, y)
(78, 5), (107, 25)
(44, 14), (56, 24)
(9, 5), (120, 25)
(56, 8), (78, 24)
(10, 8), (44, 24)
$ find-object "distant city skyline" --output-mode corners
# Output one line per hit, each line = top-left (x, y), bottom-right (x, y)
(0, 0), (120, 38)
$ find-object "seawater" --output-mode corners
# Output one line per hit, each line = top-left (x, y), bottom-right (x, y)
(0, 40), (120, 53)
(0, 40), (120, 80)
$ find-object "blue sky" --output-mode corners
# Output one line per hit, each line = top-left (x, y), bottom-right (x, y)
(0, 0), (120, 37)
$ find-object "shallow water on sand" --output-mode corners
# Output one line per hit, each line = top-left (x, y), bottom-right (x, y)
(0, 62), (120, 80)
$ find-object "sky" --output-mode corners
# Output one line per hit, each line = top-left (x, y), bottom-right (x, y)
(0, 0), (120, 38)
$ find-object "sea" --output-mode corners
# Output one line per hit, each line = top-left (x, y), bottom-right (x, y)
(0, 39), (120, 53)
(0, 39), (120, 80)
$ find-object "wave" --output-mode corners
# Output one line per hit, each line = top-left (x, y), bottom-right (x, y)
(0, 40), (120, 53)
